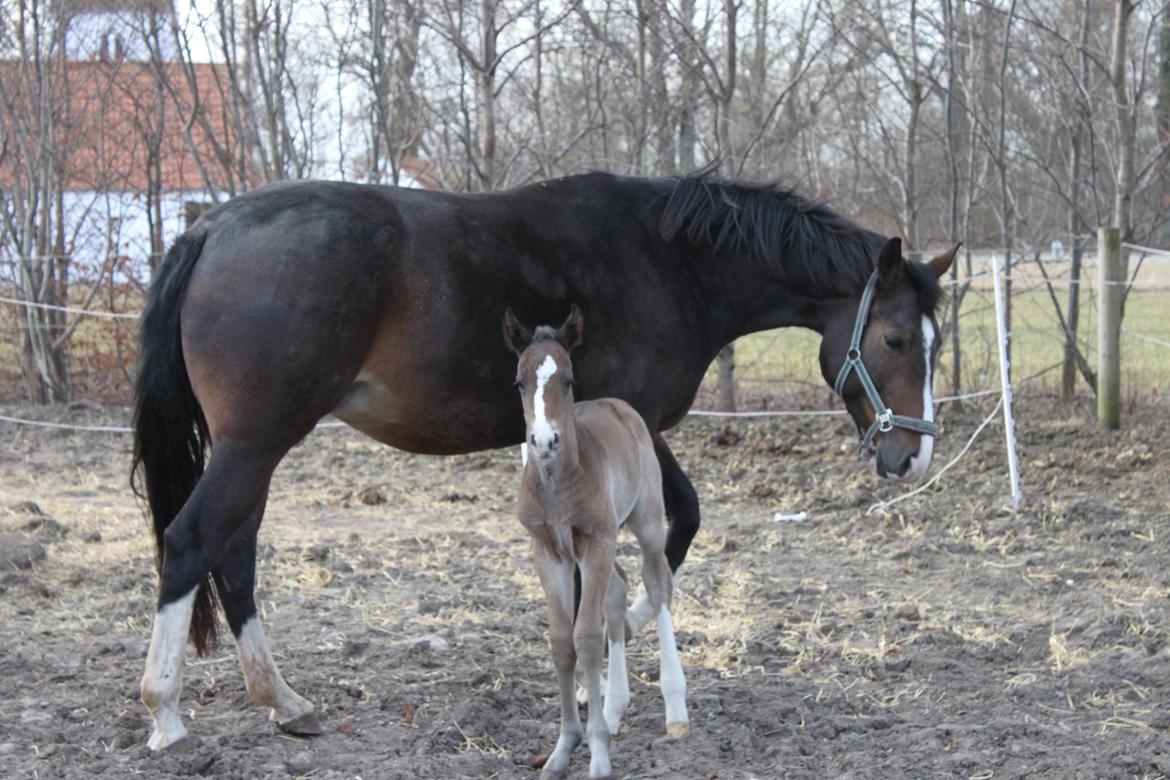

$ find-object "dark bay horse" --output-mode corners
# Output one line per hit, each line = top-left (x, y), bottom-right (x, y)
(132, 172), (955, 749)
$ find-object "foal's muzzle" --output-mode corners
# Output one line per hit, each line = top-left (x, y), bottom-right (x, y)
(529, 429), (561, 460)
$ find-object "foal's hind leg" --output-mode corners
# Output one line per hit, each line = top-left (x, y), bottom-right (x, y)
(602, 565), (630, 736)
(628, 436), (693, 637)
(625, 490), (689, 737)
(141, 445), (281, 750)
(213, 495), (318, 734)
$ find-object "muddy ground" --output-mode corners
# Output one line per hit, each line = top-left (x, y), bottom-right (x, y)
(1, 392), (1168, 779)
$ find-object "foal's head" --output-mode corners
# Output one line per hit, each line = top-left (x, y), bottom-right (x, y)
(503, 305), (585, 465)
(818, 238), (957, 482)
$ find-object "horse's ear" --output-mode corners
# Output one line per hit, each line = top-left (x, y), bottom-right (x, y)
(875, 237), (904, 284)
(928, 243), (960, 279)
(502, 308), (533, 354)
(558, 304), (584, 350)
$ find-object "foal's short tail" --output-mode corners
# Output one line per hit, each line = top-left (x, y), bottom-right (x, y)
(131, 229), (218, 656)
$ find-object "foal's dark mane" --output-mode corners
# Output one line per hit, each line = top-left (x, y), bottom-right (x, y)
(657, 174), (943, 316)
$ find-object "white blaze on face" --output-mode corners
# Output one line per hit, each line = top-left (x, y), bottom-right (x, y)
(905, 314), (936, 481)
(530, 354), (559, 453)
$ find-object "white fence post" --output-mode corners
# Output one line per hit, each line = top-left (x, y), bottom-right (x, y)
(991, 254), (1022, 506)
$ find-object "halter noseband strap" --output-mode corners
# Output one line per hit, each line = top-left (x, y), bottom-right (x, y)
(833, 271), (939, 449)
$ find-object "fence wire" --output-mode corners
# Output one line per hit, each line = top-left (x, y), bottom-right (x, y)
(2, 246), (1168, 410)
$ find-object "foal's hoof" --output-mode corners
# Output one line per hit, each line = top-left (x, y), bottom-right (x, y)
(666, 721), (689, 738)
(278, 711), (323, 736)
(149, 734), (197, 754)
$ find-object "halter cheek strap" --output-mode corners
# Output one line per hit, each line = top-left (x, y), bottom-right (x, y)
(833, 271), (939, 449)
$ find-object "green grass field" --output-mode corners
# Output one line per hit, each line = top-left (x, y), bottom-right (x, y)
(718, 262), (1170, 402)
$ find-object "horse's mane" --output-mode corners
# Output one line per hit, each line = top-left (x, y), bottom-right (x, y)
(658, 174), (943, 316)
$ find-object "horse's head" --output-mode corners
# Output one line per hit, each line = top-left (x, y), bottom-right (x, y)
(503, 305), (584, 467)
(819, 238), (957, 482)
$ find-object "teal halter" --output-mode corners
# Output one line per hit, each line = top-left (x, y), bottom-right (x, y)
(834, 271), (939, 450)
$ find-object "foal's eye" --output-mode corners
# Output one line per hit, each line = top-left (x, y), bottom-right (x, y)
(884, 335), (907, 351)
(564, 378), (575, 391)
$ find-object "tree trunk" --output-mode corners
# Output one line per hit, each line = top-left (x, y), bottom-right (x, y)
(943, 0), (962, 397)
(1062, 0), (1091, 399)
(714, 0), (739, 412)
(1109, 0), (1136, 288)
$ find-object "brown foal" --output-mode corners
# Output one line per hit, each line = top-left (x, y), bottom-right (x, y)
(504, 306), (689, 780)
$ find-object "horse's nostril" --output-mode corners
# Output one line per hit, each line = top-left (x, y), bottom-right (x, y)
(899, 452), (916, 476)
(529, 434), (537, 446)
(552, 432), (560, 447)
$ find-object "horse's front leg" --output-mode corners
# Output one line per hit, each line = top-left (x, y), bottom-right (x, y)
(576, 531), (617, 779)
(534, 547), (582, 780)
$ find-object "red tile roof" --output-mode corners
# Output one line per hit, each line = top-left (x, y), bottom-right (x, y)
(0, 58), (243, 193)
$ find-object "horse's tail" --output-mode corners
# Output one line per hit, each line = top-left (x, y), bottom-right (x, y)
(131, 228), (219, 656)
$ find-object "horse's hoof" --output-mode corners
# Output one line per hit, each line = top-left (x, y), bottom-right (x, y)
(149, 734), (195, 753)
(279, 711), (323, 736)
(666, 721), (689, 738)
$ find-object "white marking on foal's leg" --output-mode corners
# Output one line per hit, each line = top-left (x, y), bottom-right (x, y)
(603, 639), (630, 736)
(575, 667), (607, 705)
(141, 588), (197, 751)
(905, 314), (936, 482)
(657, 604), (689, 737)
(627, 571), (680, 637)
(521, 442), (528, 467)
(236, 617), (315, 729)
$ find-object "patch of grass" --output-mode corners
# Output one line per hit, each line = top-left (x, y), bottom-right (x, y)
(714, 261), (1170, 400)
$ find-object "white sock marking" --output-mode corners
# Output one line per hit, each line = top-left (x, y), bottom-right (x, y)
(521, 442), (528, 467)
(657, 604), (688, 730)
(531, 355), (558, 447)
(141, 587), (197, 751)
(236, 616), (313, 723)
(603, 639), (630, 735)
(906, 314), (936, 480)
(627, 571), (680, 637)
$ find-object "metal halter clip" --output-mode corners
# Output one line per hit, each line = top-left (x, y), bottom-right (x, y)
(876, 409), (894, 432)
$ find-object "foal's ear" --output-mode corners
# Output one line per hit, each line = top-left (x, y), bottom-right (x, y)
(558, 304), (584, 350)
(875, 237), (904, 284)
(502, 308), (533, 354)
(927, 243), (960, 279)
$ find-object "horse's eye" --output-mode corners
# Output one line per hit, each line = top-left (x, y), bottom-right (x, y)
(884, 335), (907, 351)
(514, 379), (524, 390)
(565, 378), (575, 391)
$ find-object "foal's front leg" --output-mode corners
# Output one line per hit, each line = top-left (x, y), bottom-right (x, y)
(577, 533), (618, 779)
(534, 548), (582, 780)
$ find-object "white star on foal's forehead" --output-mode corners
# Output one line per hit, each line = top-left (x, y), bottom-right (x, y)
(536, 354), (558, 384)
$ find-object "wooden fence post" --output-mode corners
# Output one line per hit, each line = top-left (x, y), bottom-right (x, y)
(1097, 227), (1121, 429)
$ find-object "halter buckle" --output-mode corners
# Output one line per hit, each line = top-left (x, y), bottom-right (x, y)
(846, 347), (861, 362)
(876, 409), (894, 432)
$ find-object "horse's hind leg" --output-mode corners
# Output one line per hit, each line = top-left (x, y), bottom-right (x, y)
(140, 444), (281, 750)
(602, 564), (630, 736)
(213, 494), (319, 735)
